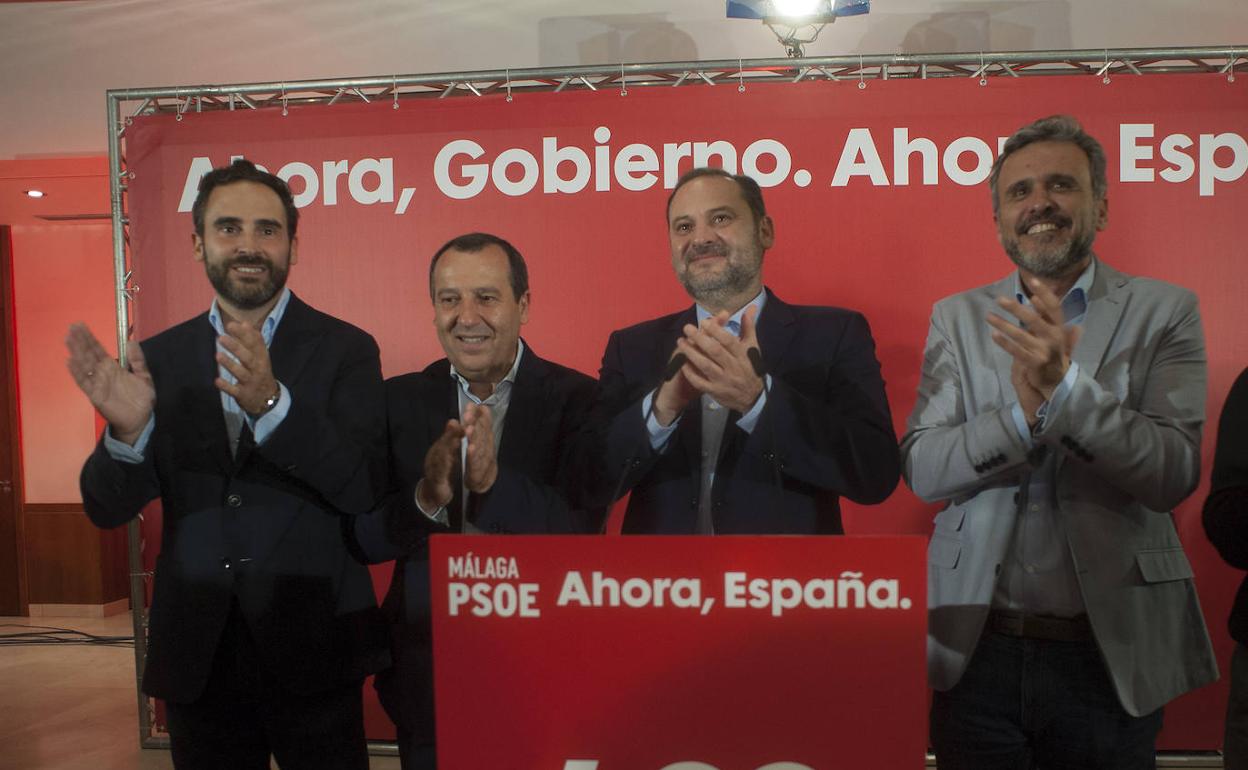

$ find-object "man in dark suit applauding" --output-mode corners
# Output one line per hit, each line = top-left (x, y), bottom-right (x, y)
(354, 232), (600, 769)
(583, 167), (899, 534)
(67, 159), (389, 770)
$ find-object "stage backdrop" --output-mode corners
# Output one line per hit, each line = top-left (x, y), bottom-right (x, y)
(124, 72), (1247, 748)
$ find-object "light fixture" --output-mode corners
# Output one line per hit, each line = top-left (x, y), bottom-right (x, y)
(728, 0), (870, 58)
(24, 189), (46, 198)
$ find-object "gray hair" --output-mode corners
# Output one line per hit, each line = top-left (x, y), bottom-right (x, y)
(989, 115), (1107, 215)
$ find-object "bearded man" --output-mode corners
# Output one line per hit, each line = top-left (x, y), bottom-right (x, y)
(67, 159), (389, 770)
(901, 115), (1217, 768)
(581, 166), (899, 534)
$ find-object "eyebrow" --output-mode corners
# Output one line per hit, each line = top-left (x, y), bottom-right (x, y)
(670, 206), (735, 225)
(211, 216), (284, 230)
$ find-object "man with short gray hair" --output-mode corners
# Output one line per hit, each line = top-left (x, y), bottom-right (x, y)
(902, 114), (1217, 767)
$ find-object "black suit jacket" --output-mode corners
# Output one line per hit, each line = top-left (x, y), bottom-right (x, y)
(1204, 365), (1248, 644)
(354, 344), (599, 736)
(80, 293), (390, 703)
(584, 290), (899, 534)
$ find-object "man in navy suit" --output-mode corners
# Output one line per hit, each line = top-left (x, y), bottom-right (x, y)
(353, 232), (600, 769)
(584, 167), (899, 534)
(67, 159), (389, 770)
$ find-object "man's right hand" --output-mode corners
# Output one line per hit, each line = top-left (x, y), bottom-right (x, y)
(417, 418), (465, 511)
(652, 353), (700, 427)
(65, 323), (155, 446)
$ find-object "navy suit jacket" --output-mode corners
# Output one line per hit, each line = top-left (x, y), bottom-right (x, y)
(80, 293), (390, 703)
(586, 290), (899, 534)
(354, 345), (600, 736)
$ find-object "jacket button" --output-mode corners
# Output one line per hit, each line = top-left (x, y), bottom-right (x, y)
(226, 494), (242, 507)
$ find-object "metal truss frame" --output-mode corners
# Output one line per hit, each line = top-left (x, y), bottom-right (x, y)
(105, 45), (1243, 761)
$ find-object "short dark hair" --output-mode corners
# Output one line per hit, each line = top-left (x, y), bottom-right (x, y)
(428, 232), (530, 301)
(191, 158), (299, 240)
(989, 115), (1108, 216)
(666, 167), (767, 224)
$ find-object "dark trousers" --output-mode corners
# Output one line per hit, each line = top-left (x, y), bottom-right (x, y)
(164, 602), (369, 770)
(931, 631), (1162, 769)
(375, 630), (437, 770)
(1225, 642), (1248, 770)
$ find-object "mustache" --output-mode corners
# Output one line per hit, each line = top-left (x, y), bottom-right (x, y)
(227, 254), (272, 268)
(685, 242), (727, 261)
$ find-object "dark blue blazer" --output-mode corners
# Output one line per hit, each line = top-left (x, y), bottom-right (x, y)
(354, 345), (600, 738)
(80, 293), (390, 703)
(586, 290), (899, 534)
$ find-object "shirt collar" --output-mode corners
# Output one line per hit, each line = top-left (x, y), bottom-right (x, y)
(1013, 259), (1095, 323)
(450, 338), (525, 404)
(208, 286), (292, 346)
(695, 288), (768, 332)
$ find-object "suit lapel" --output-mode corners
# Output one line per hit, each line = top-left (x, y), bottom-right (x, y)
(756, 290), (797, 376)
(498, 345), (542, 473)
(1071, 259), (1128, 378)
(985, 275), (1019, 399)
(266, 294), (321, 397)
(184, 317), (235, 474)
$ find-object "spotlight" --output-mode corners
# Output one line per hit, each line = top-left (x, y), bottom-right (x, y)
(25, 190), (46, 198)
(728, 0), (870, 57)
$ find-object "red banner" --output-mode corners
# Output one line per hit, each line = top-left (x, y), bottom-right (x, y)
(430, 534), (927, 769)
(126, 73), (1248, 747)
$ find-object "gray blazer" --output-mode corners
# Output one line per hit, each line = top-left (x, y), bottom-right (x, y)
(901, 258), (1218, 717)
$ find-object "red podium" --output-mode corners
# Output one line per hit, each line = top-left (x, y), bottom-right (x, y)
(429, 535), (927, 770)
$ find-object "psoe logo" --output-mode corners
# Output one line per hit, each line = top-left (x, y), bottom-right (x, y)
(563, 762), (815, 770)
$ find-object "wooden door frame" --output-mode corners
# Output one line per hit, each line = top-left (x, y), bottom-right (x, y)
(0, 226), (29, 616)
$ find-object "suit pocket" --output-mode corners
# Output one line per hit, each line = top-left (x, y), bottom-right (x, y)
(933, 505), (966, 533)
(929, 532), (962, 570)
(1136, 548), (1195, 583)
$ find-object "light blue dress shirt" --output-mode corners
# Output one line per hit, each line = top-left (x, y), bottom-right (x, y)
(995, 260), (1095, 617)
(643, 288), (771, 449)
(104, 287), (294, 461)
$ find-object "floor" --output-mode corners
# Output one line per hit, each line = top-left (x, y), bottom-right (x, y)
(0, 614), (401, 770)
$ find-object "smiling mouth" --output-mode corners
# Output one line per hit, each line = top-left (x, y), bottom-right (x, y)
(1022, 220), (1067, 236)
(687, 251), (726, 265)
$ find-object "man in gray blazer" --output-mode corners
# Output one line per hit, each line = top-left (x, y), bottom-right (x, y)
(902, 114), (1217, 768)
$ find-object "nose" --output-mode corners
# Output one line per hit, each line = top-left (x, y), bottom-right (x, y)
(691, 218), (718, 245)
(236, 228), (262, 254)
(456, 297), (481, 326)
(1023, 186), (1057, 214)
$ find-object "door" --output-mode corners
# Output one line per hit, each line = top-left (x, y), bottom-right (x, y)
(0, 226), (26, 615)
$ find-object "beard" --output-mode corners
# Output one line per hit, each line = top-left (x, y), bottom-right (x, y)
(1001, 214), (1096, 279)
(205, 254), (289, 310)
(677, 242), (762, 307)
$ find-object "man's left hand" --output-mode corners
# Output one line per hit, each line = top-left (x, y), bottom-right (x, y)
(216, 320), (279, 415)
(461, 403), (498, 494)
(987, 280), (1080, 398)
(675, 305), (764, 414)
